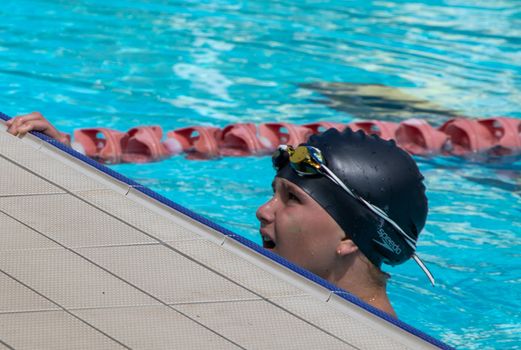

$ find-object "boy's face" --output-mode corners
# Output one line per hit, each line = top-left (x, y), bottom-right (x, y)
(256, 177), (345, 278)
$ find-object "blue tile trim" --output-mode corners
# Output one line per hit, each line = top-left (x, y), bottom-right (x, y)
(0, 111), (453, 349)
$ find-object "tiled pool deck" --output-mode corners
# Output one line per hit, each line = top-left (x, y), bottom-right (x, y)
(0, 118), (448, 349)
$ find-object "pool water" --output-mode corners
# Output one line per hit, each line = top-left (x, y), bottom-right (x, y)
(1, 1), (520, 348)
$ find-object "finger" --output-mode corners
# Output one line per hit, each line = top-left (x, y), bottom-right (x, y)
(21, 112), (46, 122)
(7, 112), (44, 127)
(7, 119), (41, 136)
(6, 116), (26, 135)
(6, 121), (21, 136)
(7, 112), (51, 135)
(16, 122), (36, 136)
(20, 120), (62, 140)
(12, 113), (40, 125)
(10, 117), (26, 130)
(7, 116), (25, 128)
(19, 120), (51, 134)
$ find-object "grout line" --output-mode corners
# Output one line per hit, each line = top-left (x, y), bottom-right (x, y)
(0, 269), (133, 350)
(0, 209), (247, 350)
(0, 298), (264, 316)
(0, 338), (15, 350)
(0, 192), (66, 198)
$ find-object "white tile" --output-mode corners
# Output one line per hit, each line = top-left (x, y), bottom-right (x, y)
(78, 244), (259, 304)
(0, 131), (109, 192)
(126, 187), (227, 245)
(0, 211), (60, 251)
(176, 300), (356, 350)
(223, 236), (332, 301)
(0, 310), (125, 349)
(327, 293), (433, 349)
(172, 239), (307, 298)
(78, 189), (196, 242)
(0, 341), (12, 349)
(0, 194), (156, 248)
(73, 305), (241, 349)
(0, 272), (59, 313)
(0, 156), (64, 196)
(0, 249), (159, 309)
(270, 295), (409, 350)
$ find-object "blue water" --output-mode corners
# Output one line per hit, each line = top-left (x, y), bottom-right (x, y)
(1, 1), (520, 348)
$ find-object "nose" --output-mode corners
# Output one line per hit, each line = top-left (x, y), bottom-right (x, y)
(256, 196), (276, 226)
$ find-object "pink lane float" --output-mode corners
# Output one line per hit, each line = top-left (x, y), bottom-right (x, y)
(68, 117), (521, 164)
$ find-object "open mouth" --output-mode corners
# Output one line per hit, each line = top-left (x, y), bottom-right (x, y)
(262, 235), (276, 249)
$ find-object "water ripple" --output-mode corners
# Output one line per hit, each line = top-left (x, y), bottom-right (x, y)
(2, 1), (520, 348)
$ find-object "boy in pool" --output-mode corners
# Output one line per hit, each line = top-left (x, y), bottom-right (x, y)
(257, 128), (432, 317)
(7, 112), (432, 317)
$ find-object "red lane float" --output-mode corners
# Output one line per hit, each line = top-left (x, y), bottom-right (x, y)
(120, 126), (170, 163)
(217, 123), (269, 156)
(73, 128), (125, 164)
(347, 120), (399, 140)
(477, 117), (521, 156)
(303, 122), (346, 134)
(439, 118), (496, 155)
(395, 119), (448, 155)
(69, 117), (521, 163)
(166, 126), (220, 159)
(258, 123), (313, 150)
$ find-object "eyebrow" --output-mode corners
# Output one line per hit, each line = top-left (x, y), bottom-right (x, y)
(283, 181), (298, 192)
(281, 180), (305, 197)
(272, 179), (303, 196)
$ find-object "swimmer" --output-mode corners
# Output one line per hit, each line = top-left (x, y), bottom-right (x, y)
(257, 128), (432, 317)
(6, 112), (433, 317)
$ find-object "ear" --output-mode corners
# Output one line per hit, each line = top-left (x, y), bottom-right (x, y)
(336, 238), (358, 257)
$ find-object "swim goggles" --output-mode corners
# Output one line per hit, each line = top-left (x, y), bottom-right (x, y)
(272, 144), (435, 286)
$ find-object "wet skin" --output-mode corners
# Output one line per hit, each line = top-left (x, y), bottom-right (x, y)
(5, 112), (70, 146)
(256, 177), (346, 279)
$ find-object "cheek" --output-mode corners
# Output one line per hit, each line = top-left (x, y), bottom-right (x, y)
(292, 211), (342, 258)
(276, 208), (318, 251)
(275, 210), (302, 239)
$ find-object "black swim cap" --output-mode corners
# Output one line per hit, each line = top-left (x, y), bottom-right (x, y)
(276, 128), (428, 267)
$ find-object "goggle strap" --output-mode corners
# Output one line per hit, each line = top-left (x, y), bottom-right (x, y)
(322, 165), (417, 248)
(320, 165), (357, 197)
(358, 196), (417, 246)
(323, 164), (434, 285)
(412, 253), (436, 286)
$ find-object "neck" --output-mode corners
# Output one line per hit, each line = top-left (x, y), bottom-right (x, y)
(327, 255), (397, 317)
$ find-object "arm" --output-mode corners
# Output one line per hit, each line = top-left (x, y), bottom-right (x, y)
(5, 112), (71, 146)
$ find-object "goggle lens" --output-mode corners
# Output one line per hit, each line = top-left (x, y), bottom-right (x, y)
(272, 145), (324, 175)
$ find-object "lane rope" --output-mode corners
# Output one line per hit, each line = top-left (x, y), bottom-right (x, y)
(66, 117), (521, 164)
